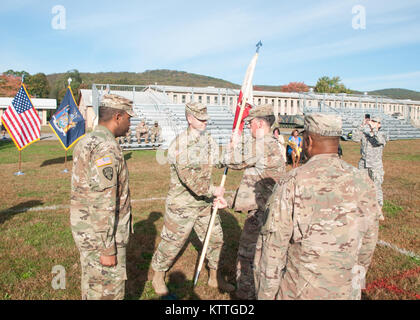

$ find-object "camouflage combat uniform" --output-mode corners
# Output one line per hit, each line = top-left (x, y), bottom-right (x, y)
(352, 123), (387, 208)
(136, 122), (149, 143)
(255, 114), (381, 300)
(71, 124), (132, 300)
(150, 123), (162, 143)
(224, 132), (285, 299)
(151, 126), (223, 272)
(220, 104), (286, 299)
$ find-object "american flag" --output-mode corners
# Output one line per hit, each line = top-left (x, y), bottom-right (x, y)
(1, 85), (41, 150)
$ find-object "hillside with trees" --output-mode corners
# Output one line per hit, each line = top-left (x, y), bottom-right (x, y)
(2, 69), (419, 103)
(368, 88), (420, 100)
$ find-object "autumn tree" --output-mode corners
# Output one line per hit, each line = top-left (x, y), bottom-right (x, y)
(281, 82), (309, 92)
(52, 69), (84, 103)
(26, 73), (50, 98)
(0, 74), (21, 97)
(3, 69), (30, 79)
(315, 76), (351, 94)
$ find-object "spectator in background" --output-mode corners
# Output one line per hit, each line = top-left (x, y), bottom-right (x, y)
(1, 123), (6, 139)
(287, 129), (303, 168)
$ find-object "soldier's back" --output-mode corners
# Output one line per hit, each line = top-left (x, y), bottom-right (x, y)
(233, 134), (285, 212)
(278, 153), (380, 299)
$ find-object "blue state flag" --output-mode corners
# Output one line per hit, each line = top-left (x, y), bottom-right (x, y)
(49, 86), (85, 150)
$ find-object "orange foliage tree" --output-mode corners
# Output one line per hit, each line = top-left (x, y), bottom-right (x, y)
(281, 82), (309, 92)
(0, 74), (22, 97)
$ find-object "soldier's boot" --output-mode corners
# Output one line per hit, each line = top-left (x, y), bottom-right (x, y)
(207, 269), (235, 292)
(152, 271), (169, 296)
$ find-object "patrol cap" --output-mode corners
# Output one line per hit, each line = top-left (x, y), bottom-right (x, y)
(245, 104), (274, 121)
(304, 113), (343, 137)
(185, 102), (209, 121)
(371, 115), (382, 122)
(99, 94), (135, 117)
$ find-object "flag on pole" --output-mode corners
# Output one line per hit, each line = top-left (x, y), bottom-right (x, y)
(49, 86), (85, 150)
(1, 84), (41, 150)
(232, 50), (260, 133)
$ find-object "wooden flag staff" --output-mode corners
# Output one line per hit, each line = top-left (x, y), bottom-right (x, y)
(193, 41), (262, 286)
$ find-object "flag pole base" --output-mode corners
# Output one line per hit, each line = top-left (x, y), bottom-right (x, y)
(14, 171), (24, 176)
(62, 169), (69, 173)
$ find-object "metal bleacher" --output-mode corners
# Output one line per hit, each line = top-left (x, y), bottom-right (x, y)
(122, 102), (240, 150)
(88, 84), (246, 150)
(304, 105), (420, 141)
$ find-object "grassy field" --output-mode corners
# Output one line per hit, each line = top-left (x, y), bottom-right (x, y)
(0, 137), (419, 300)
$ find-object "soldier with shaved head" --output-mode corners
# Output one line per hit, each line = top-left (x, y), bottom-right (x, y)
(255, 113), (381, 300)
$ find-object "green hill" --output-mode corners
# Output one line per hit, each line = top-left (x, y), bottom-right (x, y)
(47, 69), (240, 91)
(368, 88), (420, 101)
(45, 69), (420, 101)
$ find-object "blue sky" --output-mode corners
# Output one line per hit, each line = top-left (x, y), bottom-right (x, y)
(1, 0), (420, 91)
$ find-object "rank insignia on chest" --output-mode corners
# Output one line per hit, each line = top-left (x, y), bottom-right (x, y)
(102, 167), (114, 180)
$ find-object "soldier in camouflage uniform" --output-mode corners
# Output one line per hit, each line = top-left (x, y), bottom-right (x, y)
(150, 121), (162, 143)
(352, 115), (387, 211)
(151, 102), (235, 295)
(222, 104), (286, 300)
(254, 114), (381, 300)
(136, 120), (149, 143)
(71, 94), (134, 300)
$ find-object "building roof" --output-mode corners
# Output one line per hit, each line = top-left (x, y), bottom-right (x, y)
(149, 85), (420, 105)
(79, 88), (171, 106)
(0, 97), (57, 109)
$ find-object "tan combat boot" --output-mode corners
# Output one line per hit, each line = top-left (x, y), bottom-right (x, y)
(152, 271), (169, 296)
(208, 269), (235, 292)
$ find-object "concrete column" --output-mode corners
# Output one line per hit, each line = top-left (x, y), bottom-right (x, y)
(42, 110), (47, 125)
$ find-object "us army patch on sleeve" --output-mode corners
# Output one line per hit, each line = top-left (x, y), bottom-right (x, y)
(96, 156), (112, 167)
(102, 167), (114, 181)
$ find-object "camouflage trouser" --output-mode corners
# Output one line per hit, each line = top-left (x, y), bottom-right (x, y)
(136, 132), (148, 143)
(358, 159), (384, 206)
(236, 209), (265, 300)
(151, 205), (224, 272)
(150, 133), (160, 143)
(79, 248), (127, 300)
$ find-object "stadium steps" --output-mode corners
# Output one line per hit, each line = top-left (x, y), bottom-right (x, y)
(305, 107), (420, 140)
(120, 102), (252, 149)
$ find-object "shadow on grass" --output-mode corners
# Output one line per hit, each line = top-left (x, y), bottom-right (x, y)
(124, 152), (132, 162)
(0, 200), (44, 225)
(0, 139), (13, 151)
(186, 209), (242, 297)
(126, 211), (162, 300)
(218, 209), (242, 298)
(40, 155), (73, 167)
(125, 207), (242, 299)
(163, 271), (201, 300)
